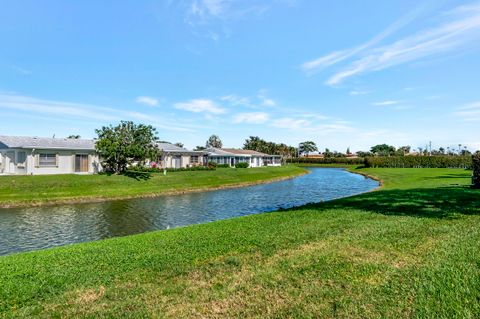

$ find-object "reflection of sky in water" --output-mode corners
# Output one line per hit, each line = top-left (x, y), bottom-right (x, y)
(0, 168), (378, 255)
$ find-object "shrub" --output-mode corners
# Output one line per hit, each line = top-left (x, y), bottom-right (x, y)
(287, 157), (365, 165)
(207, 161), (217, 169)
(216, 164), (230, 168)
(235, 162), (249, 168)
(364, 156), (472, 169)
(473, 152), (480, 188)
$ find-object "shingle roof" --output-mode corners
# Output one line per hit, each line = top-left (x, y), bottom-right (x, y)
(0, 135), (95, 150)
(157, 142), (205, 155)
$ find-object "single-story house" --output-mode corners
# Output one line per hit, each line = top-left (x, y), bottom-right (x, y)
(0, 135), (100, 175)
(156, 143), (208, 169)
(206, 148), (282, 167)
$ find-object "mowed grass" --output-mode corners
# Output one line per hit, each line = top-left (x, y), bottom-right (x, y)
(0, 166), (306, 207)
(1, 168), (480, 318)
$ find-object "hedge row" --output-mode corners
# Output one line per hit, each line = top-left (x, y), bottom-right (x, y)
(364, 156), (472, 169)
(287, 157), (365, 165)
(473, 153), (480, 188)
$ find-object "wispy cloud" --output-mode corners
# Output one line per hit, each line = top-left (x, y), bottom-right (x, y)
(454, 101), (480, 121)
(233, 112), (269, 124)
(302, 2), (480, 85)
(372, 100), (401, 106)
(301, 3), (428, 74)
(0, 93), (195, 132)
(174, 98), (226, 114)
(135, 96), (159, 107)
(257, 89), (276, 107)
(349, 90), (370, 96)
(221, 94), (252, 107)
(12, 65), (32, 75)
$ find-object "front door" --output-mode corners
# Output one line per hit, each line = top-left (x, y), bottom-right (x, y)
(173, 156), (181, 169)
(75, 154), (89, 172)
(230, 158), (235, 167)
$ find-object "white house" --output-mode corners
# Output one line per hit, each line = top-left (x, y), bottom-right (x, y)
(156, 143), (208, 169)
(0, 136), (100, 175)
(206, 148), (282, 167)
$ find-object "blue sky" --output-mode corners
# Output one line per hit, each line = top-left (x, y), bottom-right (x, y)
(1, 0), (479, 152)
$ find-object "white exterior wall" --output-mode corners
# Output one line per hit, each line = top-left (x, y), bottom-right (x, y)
(0, 148), (100, 175)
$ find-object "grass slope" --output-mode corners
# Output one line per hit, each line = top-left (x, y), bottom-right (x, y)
(0, 166), (305, 207)
(1, 168), (479, 318)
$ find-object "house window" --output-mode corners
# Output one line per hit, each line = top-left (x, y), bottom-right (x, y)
(17, 152), (26, 164)
(38, 153), (57, 167)
(190, 156), (199, 164)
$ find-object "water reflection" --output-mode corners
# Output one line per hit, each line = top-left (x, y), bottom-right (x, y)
(0, 168), (378, 255)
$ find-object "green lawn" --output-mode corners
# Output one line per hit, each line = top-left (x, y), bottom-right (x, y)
(1, 168), (479, 318)
(0, 166), (306, 207)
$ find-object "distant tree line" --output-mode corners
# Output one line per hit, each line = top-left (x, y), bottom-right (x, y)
(243, 136), (297, 159)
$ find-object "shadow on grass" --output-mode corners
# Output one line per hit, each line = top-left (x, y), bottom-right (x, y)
(296, 186), (480, 219)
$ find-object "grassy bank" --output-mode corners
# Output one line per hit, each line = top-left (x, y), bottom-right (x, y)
(0, 166), (306, 207)
(1, 168), (479, 318)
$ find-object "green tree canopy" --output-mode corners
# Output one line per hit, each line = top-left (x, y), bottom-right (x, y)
(206, 134), (223, 148)
(95, 121), (159, 173)
(67, 135), (81, 139)
(299, 141), (318, 156)
(370, 144), (396, 156)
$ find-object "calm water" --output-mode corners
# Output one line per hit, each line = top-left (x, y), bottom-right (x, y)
(0, 168), (378, 256)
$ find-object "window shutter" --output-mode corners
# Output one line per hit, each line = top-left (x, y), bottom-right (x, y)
(56, 153), (59, 167)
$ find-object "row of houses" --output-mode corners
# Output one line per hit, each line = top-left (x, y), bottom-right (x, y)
(0, 135), (282, 175)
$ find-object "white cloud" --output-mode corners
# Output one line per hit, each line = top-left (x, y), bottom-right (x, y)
(233, 112), (269, 124)
(325, 3), (480, 85)
(174, 99), (226, 114)
(372, 100), (401, 106)
(0, 93), (195, 132)
(271, 117), (311, 129)
(221, 94), (252, 107)
(454, 101), (480, 121)
(349, 90), (370, 96)
(135, 96), (159, 107)
(257, 90), (276, 107)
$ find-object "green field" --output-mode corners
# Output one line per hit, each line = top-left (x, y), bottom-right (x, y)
(1, 168), (479, 318)
(0, 166), (306, 207)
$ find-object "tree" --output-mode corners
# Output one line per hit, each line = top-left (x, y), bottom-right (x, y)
(473, 152), (480, 188)
(299, 141), (318, 157)
(174, 142), (184, 148)
(323, 148), (333, 158)
(370, 144), (396, 156)
(95, 121), (159, 173)
(68, 135), (81, 139)
(206, 134), (223, 148)
(396, 146), (411, 156)
(194, 146), (206, 151)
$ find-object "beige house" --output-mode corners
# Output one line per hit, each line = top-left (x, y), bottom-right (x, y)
(156, 143), (208, 169)
(0, 135), (100, 175)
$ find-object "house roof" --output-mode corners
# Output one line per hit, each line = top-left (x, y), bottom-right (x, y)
(157, 142), (206, 155)
(0, 135), (95, 150)
(206, 147), (280, 157)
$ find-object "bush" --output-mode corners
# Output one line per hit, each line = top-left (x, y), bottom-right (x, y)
(364, 156), (472, 169)
(207, 161), (217, 169)
(216, 164), (230, 168)
(287, 157), (365, 165)
(235, 162), (249, 168)
(473, 153), (480, 188)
